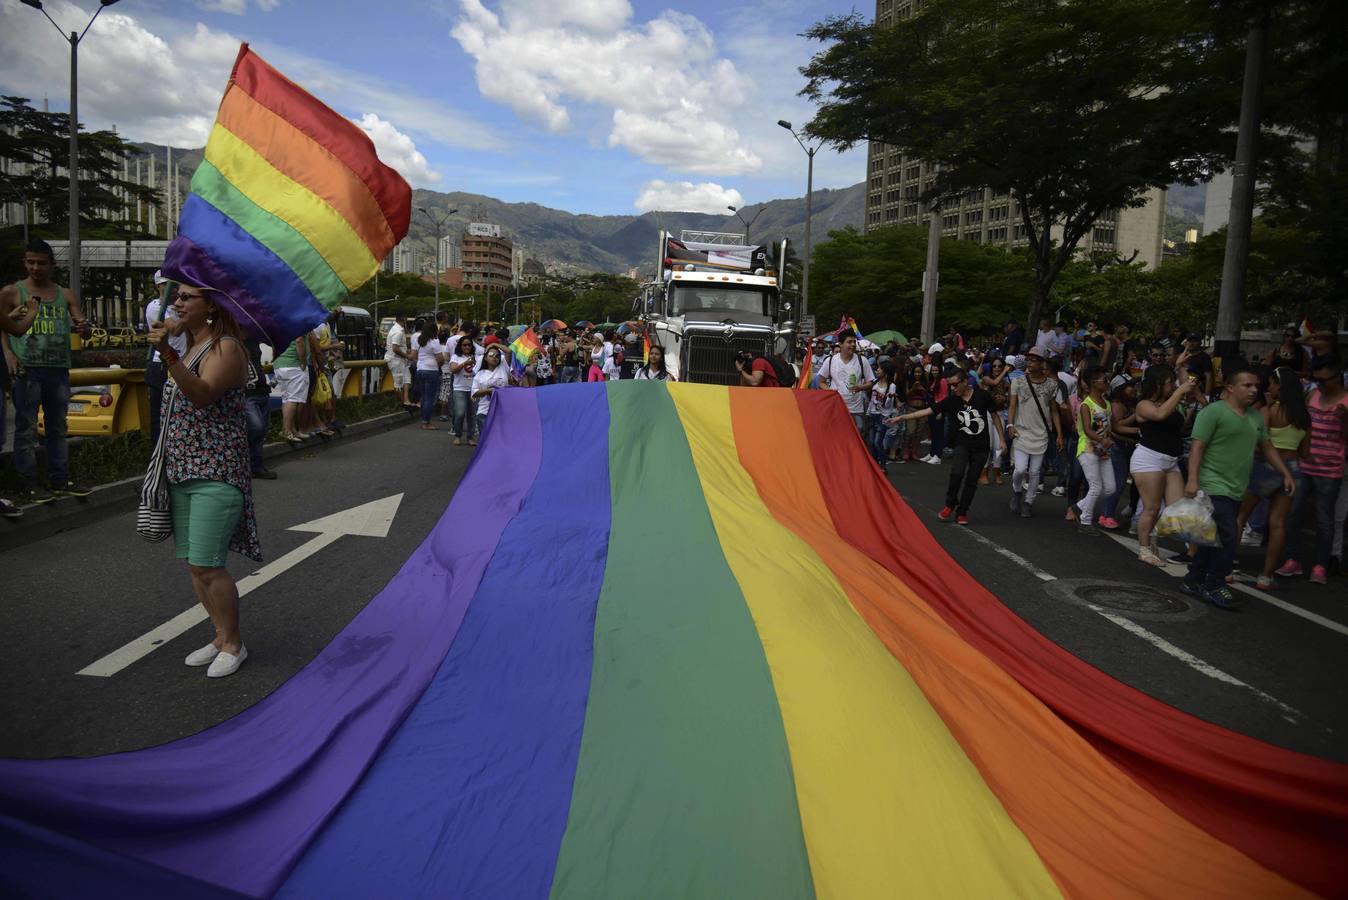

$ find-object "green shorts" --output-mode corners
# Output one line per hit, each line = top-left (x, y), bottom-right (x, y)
(169, 479), (243, 568)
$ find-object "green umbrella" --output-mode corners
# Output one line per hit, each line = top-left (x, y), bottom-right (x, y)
(866, 329), (908, 345)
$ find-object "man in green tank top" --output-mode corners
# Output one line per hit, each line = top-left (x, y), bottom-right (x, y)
(1, 239), (93, 505)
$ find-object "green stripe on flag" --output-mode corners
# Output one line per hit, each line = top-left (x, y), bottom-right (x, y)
(190, 160), (349, 304)
(548, 380), (815, 900)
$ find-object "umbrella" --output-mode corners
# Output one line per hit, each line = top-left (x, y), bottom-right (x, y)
(820, 333), (838, 342)
(866, 329), (908, 345)
(508, 324), (528, 341)
(617, 322), (635, 335)
(573, 320), (593, 329)
(857, 338), (879, 351)
(539, 319), (567, 332)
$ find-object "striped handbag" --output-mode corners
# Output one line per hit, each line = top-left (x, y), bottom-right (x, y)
(136, 341), (213, 542)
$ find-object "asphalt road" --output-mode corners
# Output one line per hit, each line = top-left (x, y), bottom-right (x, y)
(1, 419), (1345, 766)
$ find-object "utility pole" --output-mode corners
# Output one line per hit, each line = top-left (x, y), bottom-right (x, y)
(416, 205), (458, 307)
(1215, 10), (1270, 363)
(921, 188), (941, 347)
(21, 0), (122, 298)
(726, 205), (763, 242)
(779, 120), (818, 320)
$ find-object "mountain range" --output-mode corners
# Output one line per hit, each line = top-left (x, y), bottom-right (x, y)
(132, 143), (865, 275)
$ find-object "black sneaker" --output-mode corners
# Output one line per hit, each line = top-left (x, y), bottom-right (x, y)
(1009, 490), (1022, 515)
(1078, 522), (1102, 536)
(18, 485), (55, 506)
(1201, 584), (1246, 611)
(0, 498), (21, 519)
(1020, 503), (1033, 519)
(251, 468), (278, 480)
(52, 481), (92, 499)
(1179, 579), (1203, 598)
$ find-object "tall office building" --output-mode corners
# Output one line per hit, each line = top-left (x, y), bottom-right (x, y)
(462, 227), (514, 296)
(439, 235), (462, 271)
(866, 0), (1166, 269)
(386, 240), (423, 275)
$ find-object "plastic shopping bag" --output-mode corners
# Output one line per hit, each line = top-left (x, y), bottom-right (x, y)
(1155, 492), (1220, 547)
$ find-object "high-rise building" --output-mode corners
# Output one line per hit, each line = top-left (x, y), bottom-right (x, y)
(439, 235), (462, 271)
(462, 227), (513, 297)
(386, 240), (423, 275)
(866, 0), (1166, 269)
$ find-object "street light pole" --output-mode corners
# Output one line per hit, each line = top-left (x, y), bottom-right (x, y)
(21, 1), (121, 301)
(416, 205), (457, 309)
(778, 120), (818, 321)
(726, 205), (763, 242)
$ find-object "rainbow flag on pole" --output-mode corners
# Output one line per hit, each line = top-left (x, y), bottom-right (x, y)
(844, 316), (863, 340)
(160, 44), (411, 348)
(1, 385), (1344, 898)
(509, 327), (542, 379)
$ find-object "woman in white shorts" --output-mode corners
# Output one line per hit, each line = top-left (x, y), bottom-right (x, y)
(272, 333), (311, 444)
(1130, 364), (1199, 565)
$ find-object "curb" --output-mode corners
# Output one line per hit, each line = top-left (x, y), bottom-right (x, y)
(0, 410), (415, 552)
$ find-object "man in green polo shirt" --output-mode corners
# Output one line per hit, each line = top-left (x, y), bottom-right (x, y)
(1182, 367), (1294, 610)
(0, 239), (93, 505)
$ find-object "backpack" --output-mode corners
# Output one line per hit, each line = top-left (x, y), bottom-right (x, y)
(764, 354), (794, 388)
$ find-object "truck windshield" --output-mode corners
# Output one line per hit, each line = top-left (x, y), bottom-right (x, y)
(670, 284), (768, 317)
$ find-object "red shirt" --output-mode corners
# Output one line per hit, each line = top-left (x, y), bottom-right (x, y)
(751, 357), (779, 387)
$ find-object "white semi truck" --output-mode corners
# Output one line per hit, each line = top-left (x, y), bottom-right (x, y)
(635, 230), (798, 384)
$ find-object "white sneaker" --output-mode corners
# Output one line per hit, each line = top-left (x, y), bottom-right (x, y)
(185, 643), (221, 667)
(924, 455), (942, 465)
(207, 646), (248, 678)
(1240, 526), (1262, 547)
(1051, 486), (1065, 497)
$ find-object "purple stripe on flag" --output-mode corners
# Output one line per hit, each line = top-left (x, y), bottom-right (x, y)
(0, 394), (545, 898)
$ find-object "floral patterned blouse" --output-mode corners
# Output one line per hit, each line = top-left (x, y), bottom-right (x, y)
(163, 338), (262, 561)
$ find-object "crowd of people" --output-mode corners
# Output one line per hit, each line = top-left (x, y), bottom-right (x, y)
(812, 317), (1347, 609)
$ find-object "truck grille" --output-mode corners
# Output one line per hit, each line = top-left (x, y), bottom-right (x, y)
(683, 331), (771, 385)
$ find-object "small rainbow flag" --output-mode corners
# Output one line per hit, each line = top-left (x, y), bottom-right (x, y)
(1299, 318), (1316, 338)
(642, 332), (651, 366)
(844, 316), (863, 340)
(509, 326), (541, 379)
(160, 44), (411, 348)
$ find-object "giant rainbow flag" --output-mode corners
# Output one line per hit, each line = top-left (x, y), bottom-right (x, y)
(2, 384), (1346, 898)
(160, 44), (410, 348)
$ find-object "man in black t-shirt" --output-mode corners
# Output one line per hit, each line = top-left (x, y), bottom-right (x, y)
(1182, 333), (1214, 397)
(890, 365), (1006, 524)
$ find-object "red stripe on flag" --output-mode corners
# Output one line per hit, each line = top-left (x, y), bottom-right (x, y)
(230, 45), (411, 239)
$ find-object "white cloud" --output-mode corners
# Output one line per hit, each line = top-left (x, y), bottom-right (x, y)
(353, 114), (442, 188)
(0, 1), (497, 154)
(195, 0), (279, 13)
(451, 0), (762, 175)
(635, 180), (743, 214)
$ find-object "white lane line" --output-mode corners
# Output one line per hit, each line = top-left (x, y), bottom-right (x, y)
(923, 511), (1315, 726)
(1104, 532), (1348, 639)
(954, 526), (1057, 582)
(1086, 604), (1311, 726)
(77, 531), (344, 677)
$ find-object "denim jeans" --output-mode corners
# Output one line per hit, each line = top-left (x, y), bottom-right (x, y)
(867, 413), (888, 463)
(929, 412), (946, 457)
(850, 412), (865, 435)
(13, 367), (71, 487)
(475, 412), (487, 438)
(145, 359), (167, 446)
(452, 390), (474, 439)
(244, 393), (270, 472)
(1284, 473), (1343, 568)
(1188, 494), (1239, 589)
(558, 366), (580, 384)
(415, 370), (440, 424)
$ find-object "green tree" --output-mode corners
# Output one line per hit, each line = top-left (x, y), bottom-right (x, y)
(808, 225), (1036, 335)
(1, 96), (163, 283)
(799, 0), (1243, 331)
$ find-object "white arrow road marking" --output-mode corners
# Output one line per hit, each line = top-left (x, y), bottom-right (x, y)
(77, 494), (404, 678)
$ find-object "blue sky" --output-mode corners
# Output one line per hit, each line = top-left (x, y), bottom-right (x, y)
(0, 0), (866, 215)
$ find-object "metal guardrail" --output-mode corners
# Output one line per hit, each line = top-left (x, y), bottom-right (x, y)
(41, 360), (391, 437)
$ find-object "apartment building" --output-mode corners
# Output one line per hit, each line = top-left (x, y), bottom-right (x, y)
(462, 229), (514, 296)
(867, 0), (1166, 268)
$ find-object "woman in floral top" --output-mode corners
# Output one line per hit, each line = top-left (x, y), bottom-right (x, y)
(148, 284), (260, 679)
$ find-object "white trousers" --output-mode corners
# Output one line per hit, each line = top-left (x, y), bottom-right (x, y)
(1076, 452), (1116, 525)
(1012, 447), (1044, 502)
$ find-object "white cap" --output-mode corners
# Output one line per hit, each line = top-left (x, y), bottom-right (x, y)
(928, 342), (944, 353)
(153, 269), (168, 286)
(1005, 354), (1020, 367)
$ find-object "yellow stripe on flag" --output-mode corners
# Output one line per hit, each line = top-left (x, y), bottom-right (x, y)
(204, 124), (376, 290)
(668, 383), (1061, 900)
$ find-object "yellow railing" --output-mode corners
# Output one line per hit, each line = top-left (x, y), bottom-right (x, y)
(39, 360), (390, 437)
